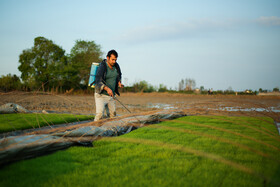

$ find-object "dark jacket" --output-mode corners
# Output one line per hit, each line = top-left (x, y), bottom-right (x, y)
(95, 59), (122, 96)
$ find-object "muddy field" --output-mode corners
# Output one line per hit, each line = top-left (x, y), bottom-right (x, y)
(1, 92), (279, 122)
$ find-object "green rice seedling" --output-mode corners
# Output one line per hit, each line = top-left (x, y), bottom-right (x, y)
(0, 113), (95, 133)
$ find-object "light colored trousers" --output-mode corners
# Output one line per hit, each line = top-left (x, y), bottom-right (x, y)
(94, 93), (116, 121)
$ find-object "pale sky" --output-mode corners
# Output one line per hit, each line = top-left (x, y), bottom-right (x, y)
(0, 0), (280, 91)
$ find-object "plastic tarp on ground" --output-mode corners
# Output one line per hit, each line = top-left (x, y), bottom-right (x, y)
(0, 103), (30, 114)
(0, 110), (185, 166)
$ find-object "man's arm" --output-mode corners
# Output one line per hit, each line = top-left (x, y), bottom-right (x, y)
(118, 81), (124, 88)
(104, 86), (114, 97)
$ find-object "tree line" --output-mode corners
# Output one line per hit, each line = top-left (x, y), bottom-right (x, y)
(0, 36), (183, 94)
(1, 36), (102, 92)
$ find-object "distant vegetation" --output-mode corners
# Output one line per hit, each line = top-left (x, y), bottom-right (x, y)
(0, 36), (279, 95)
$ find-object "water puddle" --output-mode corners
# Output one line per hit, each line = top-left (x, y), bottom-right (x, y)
(276, 123), (280, 135)
(123, 102), (280, 113)
(211, 106), (280, 113)
(126, 104), (142, 109)
(147, 103), (177, 110)
(125, 103), (177, 110)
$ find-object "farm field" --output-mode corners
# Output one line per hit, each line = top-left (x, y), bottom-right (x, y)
(0, 92), (279, 186)
(1, 92), (279, 120)
(0, 115), (279, 186)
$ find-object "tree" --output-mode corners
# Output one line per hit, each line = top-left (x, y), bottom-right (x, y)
(69, 40), (103, 87)
(200, 86), (205, 91)
(224, 86), (234, 95)
(178, 78), (196, 91)
(18, 36), (67, 91)
(132, 80), (156, 93)
(178, 79), (185, 91)
(158, 84), (168, 92)
(185, 78), (196, 91)
(273, 87), (279, 92)
(0, 74), (22, 92)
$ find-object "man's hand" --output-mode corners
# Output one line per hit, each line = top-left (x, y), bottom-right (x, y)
(118, 82), (124, 88)
(104, 86), (114, 97)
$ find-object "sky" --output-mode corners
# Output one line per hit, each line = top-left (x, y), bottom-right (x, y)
(0, 0), (280, 91)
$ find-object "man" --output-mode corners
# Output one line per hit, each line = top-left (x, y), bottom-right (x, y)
(94, 50), (123, 121)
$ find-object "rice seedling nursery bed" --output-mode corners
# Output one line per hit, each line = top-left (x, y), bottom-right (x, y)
(0, 113), (95, 133)
(0, 115), (279, 186)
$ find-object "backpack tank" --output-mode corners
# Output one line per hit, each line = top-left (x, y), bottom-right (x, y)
(88, 62), (100, 88)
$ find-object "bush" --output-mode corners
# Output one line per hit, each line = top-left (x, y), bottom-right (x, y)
(0, 74), (22, 92)
(131, 80), (156, 93)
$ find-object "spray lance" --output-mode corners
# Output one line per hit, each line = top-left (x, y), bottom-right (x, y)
(113, 96), (142, 124)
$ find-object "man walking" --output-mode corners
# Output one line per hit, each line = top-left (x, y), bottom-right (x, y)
(94, 50), (123, 121)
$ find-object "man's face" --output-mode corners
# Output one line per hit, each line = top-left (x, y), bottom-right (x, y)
(107, 54), (117, 67)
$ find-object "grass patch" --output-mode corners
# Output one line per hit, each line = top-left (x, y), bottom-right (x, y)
(0, 116), (279, 186)
(0, 113), (95, 133)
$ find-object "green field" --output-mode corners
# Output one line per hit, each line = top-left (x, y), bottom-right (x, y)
(0, 116), (280, 186)
(0, 113), (95, 133)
